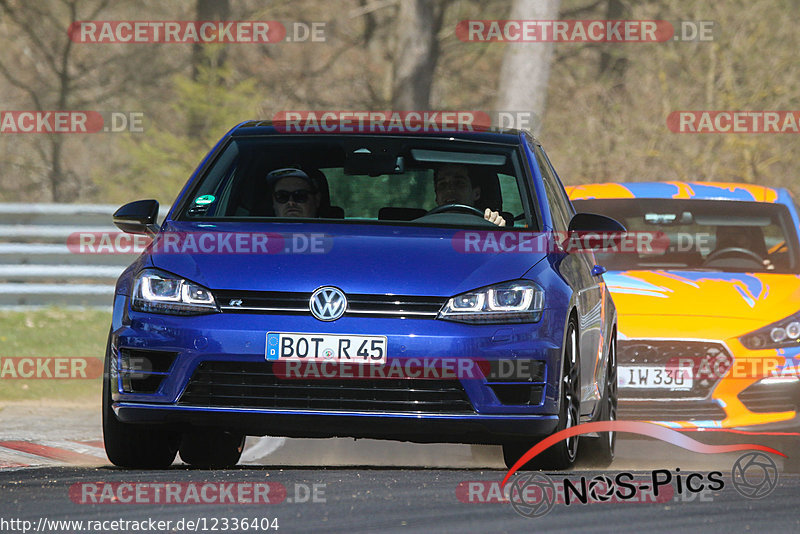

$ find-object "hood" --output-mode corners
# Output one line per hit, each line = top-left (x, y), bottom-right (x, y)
(146, 221), (546, 296)
(605, 270), (800, 322)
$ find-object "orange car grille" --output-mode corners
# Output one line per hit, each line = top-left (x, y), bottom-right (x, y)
(618, 341), (733, 400)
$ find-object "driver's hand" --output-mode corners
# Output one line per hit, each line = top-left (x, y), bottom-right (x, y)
(763, 259), (776, 270)
(484, 208), (506, 227)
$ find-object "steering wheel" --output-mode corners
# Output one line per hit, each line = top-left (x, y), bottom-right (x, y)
(426, 203), (485, 217)
(703, 247), (764, 265)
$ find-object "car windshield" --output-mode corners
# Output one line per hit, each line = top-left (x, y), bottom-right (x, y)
(573, 198), (800, 273)
(176, 135), (535, 230)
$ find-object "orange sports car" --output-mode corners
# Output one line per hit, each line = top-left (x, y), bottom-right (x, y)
(568, 182), (800, 463)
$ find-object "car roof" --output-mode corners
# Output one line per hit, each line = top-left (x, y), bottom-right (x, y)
(566, 181), (789, 203)
(229, 120), (533, 146)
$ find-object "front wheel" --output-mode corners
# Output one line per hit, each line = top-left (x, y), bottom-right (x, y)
(503, 319), (581, 471)
(579, 334), (617, 466)
(102, 332), (179, 469)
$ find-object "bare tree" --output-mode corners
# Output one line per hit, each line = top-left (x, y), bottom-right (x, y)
(390, 0), (446, 110)
(191, 0), (230, 80)
(187, 0), (231, 137)
(0, 0), (178, 201)
(495, 0), (561, 128)
(0, 0), (105, 200)
(598, 0), (630, 83)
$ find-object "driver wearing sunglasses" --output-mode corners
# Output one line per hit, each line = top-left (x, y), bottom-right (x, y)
(267, 168), (321, 218)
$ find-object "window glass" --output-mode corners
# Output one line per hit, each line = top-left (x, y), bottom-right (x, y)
(572, 198), (799, 273)
(177, 136), (535, 230)
(534, 146), (570, 232)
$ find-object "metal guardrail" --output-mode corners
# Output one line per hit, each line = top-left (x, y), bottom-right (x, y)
(0, 203), (167, 308)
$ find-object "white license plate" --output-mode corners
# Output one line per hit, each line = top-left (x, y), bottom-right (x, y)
(618, 365), (693, 390)
(266, 332), (387, 364)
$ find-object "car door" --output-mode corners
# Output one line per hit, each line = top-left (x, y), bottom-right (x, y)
(534, 143), (607, 416)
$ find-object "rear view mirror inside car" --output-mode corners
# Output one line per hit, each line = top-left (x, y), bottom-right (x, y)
(644, 211), (693, 225)
(344, 150), (404, 176)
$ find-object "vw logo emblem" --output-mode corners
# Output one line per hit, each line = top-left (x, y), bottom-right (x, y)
(309, 287), (347, 321)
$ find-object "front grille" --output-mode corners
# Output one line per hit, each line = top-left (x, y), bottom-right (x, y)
(738, 380), (800, 413)
(619, 400), (727, 421)
(214, 290), (446, 319)
(618, 340), (733, 400)
(178, 361), (475, 413)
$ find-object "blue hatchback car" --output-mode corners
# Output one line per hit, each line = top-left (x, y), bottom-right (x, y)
(104, 121), (620, 470)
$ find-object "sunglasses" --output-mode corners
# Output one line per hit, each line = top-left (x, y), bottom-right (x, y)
(273, 189), (314, 204)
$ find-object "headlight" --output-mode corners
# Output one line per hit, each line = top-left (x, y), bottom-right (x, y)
(740, 311), (800, 350)
(438, 281), (545, 324)
(132, 269), (218, 315)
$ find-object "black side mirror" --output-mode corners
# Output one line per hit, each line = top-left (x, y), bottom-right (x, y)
(564, 212), (627, 252)
(113, 199), (160, 235)
(568, 212), (626, 233)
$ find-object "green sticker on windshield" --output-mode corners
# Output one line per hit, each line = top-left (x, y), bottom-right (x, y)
(194, 194), (215, 206)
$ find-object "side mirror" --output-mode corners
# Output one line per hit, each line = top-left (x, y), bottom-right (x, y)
(113, 199), (160, 235)
(568, 212), (626, 233)
(565, 212), (627, 253)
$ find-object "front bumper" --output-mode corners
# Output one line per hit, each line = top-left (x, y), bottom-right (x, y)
(110, 296), (567, 442)
(616, 338), (800, 431)
(114, 403), (559, 444)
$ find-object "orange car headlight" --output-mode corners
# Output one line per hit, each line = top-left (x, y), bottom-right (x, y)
(740, 312), (800, 350)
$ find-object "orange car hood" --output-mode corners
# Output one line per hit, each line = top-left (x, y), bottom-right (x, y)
(605, 270), (800, 323)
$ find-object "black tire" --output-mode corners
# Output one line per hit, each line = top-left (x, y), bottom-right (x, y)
(102, 332), (179, 469)
(503, 318), (581, 471)
(579, 334), (617, 466)
(179, 430), (245, 468)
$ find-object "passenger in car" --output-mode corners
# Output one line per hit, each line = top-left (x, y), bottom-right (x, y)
(267, 168), (321, 218)
(434, 164), (506, 226)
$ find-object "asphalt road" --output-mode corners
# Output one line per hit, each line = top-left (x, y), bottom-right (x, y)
(1, 406), (796, 534)
(1, 448), (797, 534)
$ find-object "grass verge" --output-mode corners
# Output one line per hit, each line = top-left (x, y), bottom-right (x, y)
(0, 308), (110, 402)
